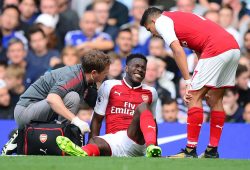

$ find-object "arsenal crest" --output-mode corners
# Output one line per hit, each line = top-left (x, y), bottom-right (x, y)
(141, 94), (149, 102)
(40, 134), (48, 143)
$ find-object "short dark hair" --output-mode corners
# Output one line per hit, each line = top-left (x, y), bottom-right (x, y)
(117, 28), (131, 37)
(161, 98), (177, 106)
(28, 25), (46, 41)
(220, 4), (233, 12)
(0, 61), (8, 67)
(1, 4), (21, 16)
(126, 53), (147, 65)
(224, 87), (238, 96)
(140, 7), (162, 26)
(20, 0), (39, 7)
(81, 50), (111, 73)
(236, 64), (248, 78)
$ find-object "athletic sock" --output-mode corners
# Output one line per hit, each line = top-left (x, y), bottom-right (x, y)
(81, 144), (100, 156)
(187, 107), (203, 148)
(209, 111), (225, 147)
(140, 110), (157, 146)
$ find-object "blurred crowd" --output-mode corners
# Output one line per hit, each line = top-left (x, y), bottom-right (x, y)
(0, 0), (250, 124)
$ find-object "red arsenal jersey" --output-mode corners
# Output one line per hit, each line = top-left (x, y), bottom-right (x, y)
(155, 11), (239, 59)
(94, 79), (158, 134)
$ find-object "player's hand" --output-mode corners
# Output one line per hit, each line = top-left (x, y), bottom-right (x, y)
(71, 117), (90, 134)
(183, 79), (192, 105)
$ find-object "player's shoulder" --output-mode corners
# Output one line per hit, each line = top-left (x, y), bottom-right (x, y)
(103, 79), (122, 85)
(101, 79), (123, 89)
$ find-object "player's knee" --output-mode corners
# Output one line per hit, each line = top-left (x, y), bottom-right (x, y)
(89, 136), (103, 145)
(64, 91), (80, 105)
(205, 95), (223, 109)
(89, 137), (111, 156)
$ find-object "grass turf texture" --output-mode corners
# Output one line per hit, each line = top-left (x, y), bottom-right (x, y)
(0, 156), (249, 170)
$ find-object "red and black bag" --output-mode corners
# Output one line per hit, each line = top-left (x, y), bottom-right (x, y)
(17, 122), (84, 155)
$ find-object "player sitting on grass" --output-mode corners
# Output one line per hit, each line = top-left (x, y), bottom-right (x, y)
(56, 54), (162, 157)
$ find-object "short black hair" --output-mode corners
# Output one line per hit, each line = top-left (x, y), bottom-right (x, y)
(0, 61), (8, 67)
(28, 25), (46, 41)
(140, 7), (162, 26)
(117, 28), (131, 37)
(20, 0), (39, 7)
(1, 4), (21, 16)
(161, 98), (177, 106)
(126, 53), (147, 65)
(236, 64), (248, 78)
(224, 87), (238, 96)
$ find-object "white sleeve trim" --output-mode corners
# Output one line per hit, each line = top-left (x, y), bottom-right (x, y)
(94, 80), (121, 116)
(155, 15), (178, 47)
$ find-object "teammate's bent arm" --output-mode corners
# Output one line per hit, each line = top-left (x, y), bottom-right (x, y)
(47, 93), (76, 121)
(88, 112), (104, 141)
(170, 40), (190, 80)
(154, 15), (190, 80)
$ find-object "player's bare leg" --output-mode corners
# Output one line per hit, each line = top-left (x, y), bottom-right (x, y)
(127, 102), (162, 157)
(200, 88), (226, 158)
(169, 86), (210, 158)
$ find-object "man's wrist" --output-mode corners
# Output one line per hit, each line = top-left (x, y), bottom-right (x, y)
(71, 116), (80, 125)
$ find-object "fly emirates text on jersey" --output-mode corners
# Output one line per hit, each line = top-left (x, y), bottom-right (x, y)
(111, 102), (135, 115)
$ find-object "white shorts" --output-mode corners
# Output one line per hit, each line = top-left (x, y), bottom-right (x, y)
(190, 49), (240, 91)
(97, 130), (146, 157)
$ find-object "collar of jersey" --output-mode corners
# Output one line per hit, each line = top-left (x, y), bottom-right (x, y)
(123, 77), (142, 89)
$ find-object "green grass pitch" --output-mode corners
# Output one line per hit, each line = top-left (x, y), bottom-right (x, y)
(0, 156), (250, 170)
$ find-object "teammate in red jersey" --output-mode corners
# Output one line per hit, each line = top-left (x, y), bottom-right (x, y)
(56, 54), (162, 157)
(140, 7), (240, 158)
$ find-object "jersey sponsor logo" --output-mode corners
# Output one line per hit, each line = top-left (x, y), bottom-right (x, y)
(114, 91), (121, 96)
(216, 125), (223, 130)
(40, 148), (47, 154)
(40, 134), (47, 143)
(111, 106), (135, 115)
(148, 125), (156, 131)
(141, 94), (149, 102)
(157, 133), (187, 145)
(110, 102), (135, 115)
